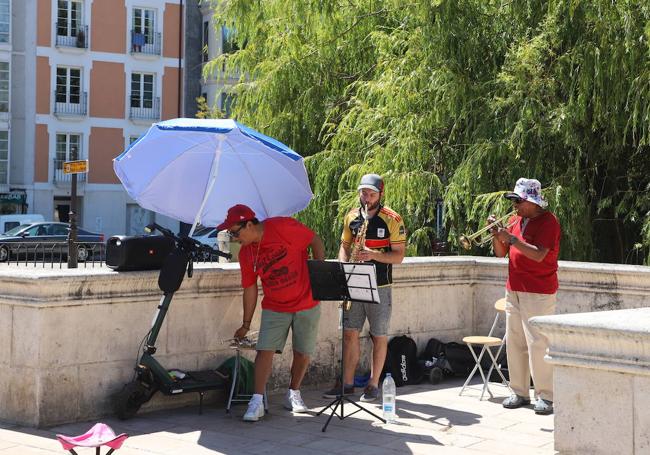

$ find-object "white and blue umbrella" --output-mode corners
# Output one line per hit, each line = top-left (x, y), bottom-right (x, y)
(114, 118), (313, 234)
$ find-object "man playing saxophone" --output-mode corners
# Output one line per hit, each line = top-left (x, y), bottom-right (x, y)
(323, 173), (406, 402)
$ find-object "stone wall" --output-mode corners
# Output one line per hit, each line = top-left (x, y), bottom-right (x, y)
(532, 307), (650, 455)
(0, 257), (648, 426)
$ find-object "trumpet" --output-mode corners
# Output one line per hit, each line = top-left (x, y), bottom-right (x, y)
(459, 210), (516, 250)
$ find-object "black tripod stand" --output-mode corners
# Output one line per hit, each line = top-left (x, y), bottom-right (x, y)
(307, 260), (386, 432)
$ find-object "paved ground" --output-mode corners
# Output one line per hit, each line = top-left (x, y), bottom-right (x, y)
(0, 378), (555, 454)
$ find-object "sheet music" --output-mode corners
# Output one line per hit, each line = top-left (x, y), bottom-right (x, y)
(342, 263), (380, 304)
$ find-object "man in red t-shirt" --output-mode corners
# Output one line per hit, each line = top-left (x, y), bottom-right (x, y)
(218, 204), (325, 422)
(490, 178), (561, 416)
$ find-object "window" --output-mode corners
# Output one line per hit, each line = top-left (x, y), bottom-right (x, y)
(0, 0), (9, 43)
(221, 26), (239, 54)
(131, 73), (154, 109)
(56, 67), (81, 104)
(56, 133), (81, 164)
(0, 130), (7, 184)
(220, 92), (234, 117)
(202, 21), (209, 63)
(0, 61), (8, 112)
(132, 7), (155, 51)
(57, 0), (82, 38)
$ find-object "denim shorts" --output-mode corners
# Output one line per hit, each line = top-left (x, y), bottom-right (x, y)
(343, 286), (392, 336)
(256, 304), (321, 355)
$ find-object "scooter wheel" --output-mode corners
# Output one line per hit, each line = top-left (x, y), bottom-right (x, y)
(429, 367), (443, 385)
(114, 381), (151, 420)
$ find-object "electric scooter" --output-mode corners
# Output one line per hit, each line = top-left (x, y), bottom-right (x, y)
(113, 223), (232, 419)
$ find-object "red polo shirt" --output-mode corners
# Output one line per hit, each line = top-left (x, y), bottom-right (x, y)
(506, 211), (561, 294)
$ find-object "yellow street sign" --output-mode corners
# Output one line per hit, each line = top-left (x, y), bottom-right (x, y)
(63, 160), (89, 174)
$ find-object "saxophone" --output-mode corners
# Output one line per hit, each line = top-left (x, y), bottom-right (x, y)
(343, 204), (369, 311)
(350, 204), (369, 262)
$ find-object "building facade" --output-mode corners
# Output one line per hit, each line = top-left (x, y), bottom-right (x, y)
(1, 0), (202, 237)
(199, 1), (237, 116)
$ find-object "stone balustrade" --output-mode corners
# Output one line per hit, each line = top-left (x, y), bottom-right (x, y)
(1, 257), (649, 427)
(532, 307), (650, 455)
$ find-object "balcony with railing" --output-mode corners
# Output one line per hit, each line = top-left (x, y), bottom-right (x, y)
(55, 23), (88, 49)
(129, 96), (160, 121)
(130, 30), (161, 56)
(53, 91), (88, 118)
(53, 159), (87, 185)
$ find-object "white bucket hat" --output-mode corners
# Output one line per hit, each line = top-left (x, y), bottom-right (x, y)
(504, 178), (548, 208)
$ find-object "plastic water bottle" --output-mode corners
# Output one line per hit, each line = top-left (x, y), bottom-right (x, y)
(382, 373), (396, 423)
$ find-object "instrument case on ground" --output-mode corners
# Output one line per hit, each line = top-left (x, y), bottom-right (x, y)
(106, 235), (175, 271)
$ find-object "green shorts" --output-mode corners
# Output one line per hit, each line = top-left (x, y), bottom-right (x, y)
(256, 304), (321, 355)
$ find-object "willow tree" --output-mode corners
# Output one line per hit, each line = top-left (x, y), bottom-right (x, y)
(206, 0), (650, 264)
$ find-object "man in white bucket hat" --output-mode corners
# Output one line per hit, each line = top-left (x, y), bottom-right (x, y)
(489, 178), (561, 415)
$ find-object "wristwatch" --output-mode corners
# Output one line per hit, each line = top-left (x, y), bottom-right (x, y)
(509, 235), (518, 245)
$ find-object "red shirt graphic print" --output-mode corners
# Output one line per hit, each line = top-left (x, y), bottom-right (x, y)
(239, 217), (318, 312)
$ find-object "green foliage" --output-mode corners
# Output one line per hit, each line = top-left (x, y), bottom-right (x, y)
(206, 0), (650, 264)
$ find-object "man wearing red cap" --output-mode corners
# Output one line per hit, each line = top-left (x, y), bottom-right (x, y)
(218, 204), (325, 422)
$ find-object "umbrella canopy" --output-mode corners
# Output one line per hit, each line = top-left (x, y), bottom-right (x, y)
(114, 118), (313, 232)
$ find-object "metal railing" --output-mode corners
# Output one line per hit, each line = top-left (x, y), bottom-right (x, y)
(129, 96), (160, 120)
(0, 241), (225, 268)
(53, 159), (87, 184)
(130, 30), (161, 55)
(54, 90), (88, 116)
(55, 23), (88, 48)
(0, 241), (105, 268)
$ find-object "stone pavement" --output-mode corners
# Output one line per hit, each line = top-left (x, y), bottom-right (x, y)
(0, 378), (555, 454)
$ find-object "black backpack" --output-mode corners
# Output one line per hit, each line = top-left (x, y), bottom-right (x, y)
(420, 338), (502, 378)
(383, 335), (423, 387)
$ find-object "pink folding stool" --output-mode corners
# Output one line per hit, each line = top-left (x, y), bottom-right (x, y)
(56, 423), (129, 455)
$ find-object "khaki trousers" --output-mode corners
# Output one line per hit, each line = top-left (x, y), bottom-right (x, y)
(505, 290), (556, 401)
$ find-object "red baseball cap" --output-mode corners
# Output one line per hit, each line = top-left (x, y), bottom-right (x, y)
(217, 204), (256, 231)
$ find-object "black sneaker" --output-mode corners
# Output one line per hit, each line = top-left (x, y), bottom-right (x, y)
(322, 383), (354, 399)
(359, 385), (379, 402)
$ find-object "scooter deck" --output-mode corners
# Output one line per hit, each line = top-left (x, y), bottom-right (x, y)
(162, 369), (228, 395)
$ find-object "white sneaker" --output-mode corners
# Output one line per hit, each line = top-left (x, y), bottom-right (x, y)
(284, 389), (308, 413)
(242, 398), (265, 422)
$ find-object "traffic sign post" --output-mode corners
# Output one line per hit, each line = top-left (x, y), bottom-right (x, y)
(64, 156), (88, 268)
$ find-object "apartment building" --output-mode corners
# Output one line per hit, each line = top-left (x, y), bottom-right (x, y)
(199, 1), (237, 116)
(1, 0), (203, 237)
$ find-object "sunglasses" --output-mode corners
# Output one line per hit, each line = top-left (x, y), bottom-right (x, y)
(228, 222), (247, 238)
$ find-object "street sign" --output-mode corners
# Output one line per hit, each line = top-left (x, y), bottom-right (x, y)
(63, 160), (89, 174)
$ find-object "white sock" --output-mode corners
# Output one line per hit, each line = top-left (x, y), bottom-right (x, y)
(288, 388), (300, 396)
(250, 393), (263, 403)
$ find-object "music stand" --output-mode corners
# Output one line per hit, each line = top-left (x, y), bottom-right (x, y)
(307, 260), (386, 432)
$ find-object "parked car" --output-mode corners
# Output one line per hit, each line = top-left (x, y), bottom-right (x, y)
(191, 226), (234, 261)
(0, 222), (104, 262)
(0, 214), (45, 234)
(191, 226), (218, 249)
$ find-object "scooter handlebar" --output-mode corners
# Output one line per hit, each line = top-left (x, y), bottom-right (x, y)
(144, 223), (232, 260)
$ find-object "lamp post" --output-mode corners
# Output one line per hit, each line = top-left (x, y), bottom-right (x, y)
(67, 146), (79, 268)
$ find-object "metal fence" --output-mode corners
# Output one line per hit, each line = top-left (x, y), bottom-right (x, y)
(54, 91), (88, 116)
(0, 241), (226, 268)
(130, 30), (161, 55)
(0, 241), (105, 268)
(129, 96), (160, 121)
(55, 23), (88, 48)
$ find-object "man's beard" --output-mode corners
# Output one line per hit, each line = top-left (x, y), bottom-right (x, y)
(360, 199), (380, 211)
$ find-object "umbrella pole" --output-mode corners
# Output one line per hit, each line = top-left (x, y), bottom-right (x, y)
(189, 138), (224, 237)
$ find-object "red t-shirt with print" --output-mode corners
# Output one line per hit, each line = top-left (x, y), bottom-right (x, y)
(239, 217), (318, 313)
(506, 211), (561, 294)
